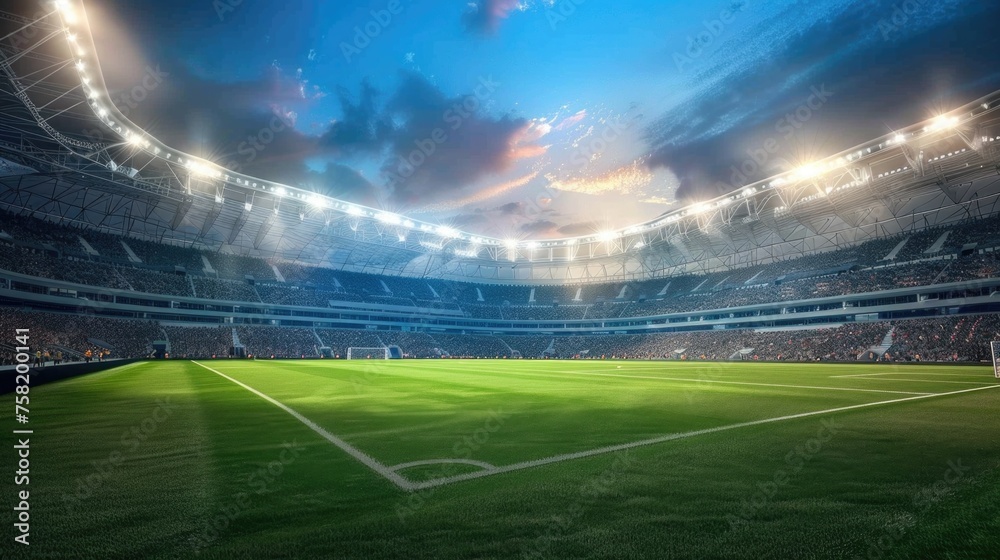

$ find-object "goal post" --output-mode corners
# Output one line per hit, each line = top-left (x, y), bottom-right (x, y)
(991, 342), (1000, 378)
(346, 347), (388, 360)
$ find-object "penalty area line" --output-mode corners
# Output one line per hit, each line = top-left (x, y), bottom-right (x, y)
(191, 361), (414, 491)
(410, 383), (1000, 491)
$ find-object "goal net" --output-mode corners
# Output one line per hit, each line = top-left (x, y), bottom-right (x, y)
(346, 347), (388, 360)
(991, 342), (1000, 378)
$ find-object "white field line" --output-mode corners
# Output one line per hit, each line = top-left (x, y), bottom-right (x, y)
(191, 361), (999, 492)
(410, 384), (1000, 490)
(451, 367), (935, 396)
(191, 361), (415, 491)
(827, 377), (998, 385)
(830, 371), (994, 378)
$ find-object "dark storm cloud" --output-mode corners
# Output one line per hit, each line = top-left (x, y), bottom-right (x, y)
(319, 80), (393, 157)
(380, 72), (539, 205)
(309, 163), (380, 206)
(110, 64), (323, 187)
(646, 0), (1000, 201)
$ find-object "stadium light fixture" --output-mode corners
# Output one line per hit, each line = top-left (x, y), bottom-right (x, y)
(504, 238), (518, 249)
(436, 226), (459, 238)
(346, 205), (363, 216)
(56, 0), (78, 25)
(308, 195), (327, 209)
(375, 212), (401, 225)
(275, 187), (287, 197)
(598, 230), (619, 242)
(927, 115), (959, 132)
(794, 164), (822, 180)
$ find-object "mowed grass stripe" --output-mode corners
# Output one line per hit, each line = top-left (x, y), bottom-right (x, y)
(192, 361), (414, 490)
(409, 383), (1000, 489)
(451, 365), (935, 395)
(192, 360), (999, 491)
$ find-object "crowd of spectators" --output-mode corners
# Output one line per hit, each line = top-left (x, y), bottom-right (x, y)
(119, 267), (193, 297)
(163, 325), (232, 358)
(192, 277), (261, 302)
(888, 314), (1000, 362)
(209, 253), (276, 281)
(6, 305), (1000, 363)
(377, 332), (442, 358)
(7, 208), (1000, 327)
(257, 285), (337, 308)
(0, 308), (157, 362)
(501, 305), (590, 321)
(315, 329), (383, 357)
(430, 334), (513, 358)
(236, 326), (318, 358)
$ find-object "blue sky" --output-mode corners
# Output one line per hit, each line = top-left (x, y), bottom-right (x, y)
(86, 0), (1000, 238)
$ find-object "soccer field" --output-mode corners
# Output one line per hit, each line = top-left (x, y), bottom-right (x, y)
(21, 359), (1000, 559)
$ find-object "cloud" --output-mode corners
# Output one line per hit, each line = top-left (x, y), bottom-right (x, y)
(380, 72), (546, 204)
(519, 219), (560, 236)
(319, 80), (393, 157)
(555, 110), (588, 131)
(308, 163), (380, 206)
(556, 221), (601, 236)
(463, 0), (525, 34)
(645, 0), (1000, 201)
(548, 161), (657, 197)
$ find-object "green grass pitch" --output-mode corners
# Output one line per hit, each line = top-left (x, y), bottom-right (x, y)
(15, 359), (1000, 559)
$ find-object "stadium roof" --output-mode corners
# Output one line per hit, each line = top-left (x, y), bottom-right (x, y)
(1, 1), (1000, 283)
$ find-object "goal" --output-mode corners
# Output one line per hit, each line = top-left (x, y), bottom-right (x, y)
(991, 342), (1000, 378)
(346, 347), (388, 360)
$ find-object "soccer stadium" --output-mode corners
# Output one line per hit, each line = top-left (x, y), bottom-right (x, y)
(2, 1), (1000, 558)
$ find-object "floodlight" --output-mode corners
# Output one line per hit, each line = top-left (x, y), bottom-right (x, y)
(56, 0), (78, 24)
(436, 226), (459, 238)
(927, 115), (959, 132)
(376, 212), (401, 225)
(308, 195), (327, 209)
(795, 164), (821, 179)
